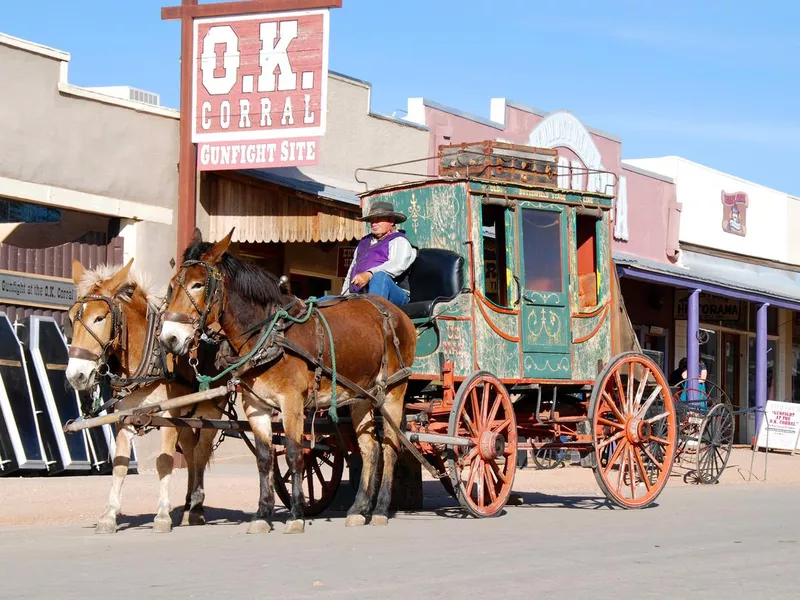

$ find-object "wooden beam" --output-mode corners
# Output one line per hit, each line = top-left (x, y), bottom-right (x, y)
(176, 0), (198, 259)
(162, 0), (341, 20)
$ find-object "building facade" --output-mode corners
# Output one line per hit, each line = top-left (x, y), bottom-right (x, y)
(0, 32), (179, 323)
(621, 157), (800, 442)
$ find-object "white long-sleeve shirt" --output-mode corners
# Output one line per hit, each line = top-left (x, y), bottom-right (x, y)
(341, 235), (417, 295)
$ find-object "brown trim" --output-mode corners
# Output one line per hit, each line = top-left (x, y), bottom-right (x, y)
(437, 316), (471, 321)
(0, 269), (72, 284)
(572, 304), (610, 344)
(572, 300), (610, 319)
(475, 297), (521, 342)
(162, 0), (342, 20)
(475, 289), (519, 315)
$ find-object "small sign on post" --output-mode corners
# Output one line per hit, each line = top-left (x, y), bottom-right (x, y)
(754, 400), (800, 452)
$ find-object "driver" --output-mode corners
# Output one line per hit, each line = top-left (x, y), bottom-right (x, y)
(341, 201), (416, 306)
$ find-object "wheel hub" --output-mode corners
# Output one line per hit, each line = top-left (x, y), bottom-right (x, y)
(626, 418), (651, 444)
(478, 431), (505, 461)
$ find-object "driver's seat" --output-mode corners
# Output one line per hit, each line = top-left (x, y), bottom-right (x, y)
(399, 248), (464, 320)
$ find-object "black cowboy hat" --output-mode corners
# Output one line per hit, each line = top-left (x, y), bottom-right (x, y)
(358, 200), (407, 223)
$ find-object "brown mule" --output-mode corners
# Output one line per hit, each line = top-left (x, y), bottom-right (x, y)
(159, 229), (417, 533)
(66, 259), (224, 533)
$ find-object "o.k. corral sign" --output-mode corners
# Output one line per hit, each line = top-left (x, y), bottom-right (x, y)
(192, 9), (329, 171)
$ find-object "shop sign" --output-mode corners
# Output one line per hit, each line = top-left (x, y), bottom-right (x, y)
(192, 9), (330, 171)
(674, 290), (741, 322)
(526, 111), (626, 241)
(336, 246), (356, 278)
(755, 400), (800, 451)
(721, 190), (748, 237)
(0, 270), (75, 309)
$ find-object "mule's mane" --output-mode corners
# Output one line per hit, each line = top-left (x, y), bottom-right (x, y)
(77, 263), (161, 309)
(183, 241), (282, 306)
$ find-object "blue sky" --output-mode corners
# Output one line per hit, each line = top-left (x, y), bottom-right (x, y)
(3, 0), (798, 195)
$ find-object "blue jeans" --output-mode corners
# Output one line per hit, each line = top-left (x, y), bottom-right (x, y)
(367, 271), (410, 306)
(318, 272), (409, 306)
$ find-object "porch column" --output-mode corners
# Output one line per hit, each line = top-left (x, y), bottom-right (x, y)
(756, 303), (769, 437)
(687, 289), (701, 398)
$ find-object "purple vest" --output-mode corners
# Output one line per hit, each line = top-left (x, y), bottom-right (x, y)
(349, 231), (406, 293)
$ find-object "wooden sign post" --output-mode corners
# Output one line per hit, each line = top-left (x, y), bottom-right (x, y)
(161, 0), (342, 259)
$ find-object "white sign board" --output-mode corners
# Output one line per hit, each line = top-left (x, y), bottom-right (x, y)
(754, 400), (800, 451)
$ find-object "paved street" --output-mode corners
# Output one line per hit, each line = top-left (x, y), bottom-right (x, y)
(0, 481), (797, 599)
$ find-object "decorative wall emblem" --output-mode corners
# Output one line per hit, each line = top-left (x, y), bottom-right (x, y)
(721, 191), (748, 237)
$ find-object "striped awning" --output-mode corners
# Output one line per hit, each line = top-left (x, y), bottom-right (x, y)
(209, 175), (365, 244)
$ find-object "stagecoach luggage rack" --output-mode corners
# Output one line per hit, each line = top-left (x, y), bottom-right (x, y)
(438, 141), (559, 187)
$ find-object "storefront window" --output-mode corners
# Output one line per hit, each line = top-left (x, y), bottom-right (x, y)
(792, 346), (800, 403)
(747, 337), (777, 408)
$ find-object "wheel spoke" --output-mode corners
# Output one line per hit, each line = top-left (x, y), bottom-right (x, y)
(491, 417), (512, 435)
(598, 417), (625, 430)
(601, 391), (626, 423)
(637, 386), (663, 419)
(484, 463), (497, 503)
(306, 462), (315, 502)
(633, 367), (651, 412)
(646, 411), (670, 424)
(627, 445), (637, 498)
(642, 444), (664, 471)
(470, 389), (481, 426)
(627, 363), (635, 415)
(650, 435), (671, 446)
(487, 387), (503, 426)
(614, 371), (626, 415)
(597, 429), (626, 451)
(488, 456), (509, 484)
(603, 439), (627, 476)
(633, 447), (652, 492)
(481, 384), (490, 429)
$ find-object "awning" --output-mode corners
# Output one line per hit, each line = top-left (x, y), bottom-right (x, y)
(210, 172), (365, 244)
(614, 250), (800, 311)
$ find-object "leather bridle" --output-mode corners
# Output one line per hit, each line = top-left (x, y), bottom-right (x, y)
(163, 259), (224, 338)
(67, 294), (125, 366)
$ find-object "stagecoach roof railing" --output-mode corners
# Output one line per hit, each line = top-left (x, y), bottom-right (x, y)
(354, 148), (619, 196)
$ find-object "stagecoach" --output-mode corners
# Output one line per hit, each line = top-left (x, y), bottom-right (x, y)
(65, 140), (680, 524)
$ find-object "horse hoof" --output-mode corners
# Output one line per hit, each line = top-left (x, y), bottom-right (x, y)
(283, 519), (306, 534)
(188, 511), (206, 526)
(95, 519), (117, 534)
(153, 516), (173, 533)
(247, 519), (271, 535)
(371, 515), (389, 526)
(345, 514), (366, 528)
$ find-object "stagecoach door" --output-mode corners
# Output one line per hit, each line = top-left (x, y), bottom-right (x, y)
(517, 203), (572, 379)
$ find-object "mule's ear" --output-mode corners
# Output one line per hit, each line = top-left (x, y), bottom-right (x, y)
(71, 259), (85, 285)
(201, 228), (234, 265)
(192, 228), (203, 244)
(106, 258), (134, 293)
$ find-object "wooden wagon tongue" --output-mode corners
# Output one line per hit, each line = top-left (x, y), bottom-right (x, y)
(62, 386), (230, 433)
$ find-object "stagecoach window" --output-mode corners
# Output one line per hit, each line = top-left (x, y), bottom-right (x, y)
(576, 215), (599, 308)
(521, 209), (562, 293)
(482, 204), (509, 306)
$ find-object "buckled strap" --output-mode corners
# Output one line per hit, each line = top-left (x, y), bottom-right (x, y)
(68, 346), (102, 362)
(164, 311), (196, 324)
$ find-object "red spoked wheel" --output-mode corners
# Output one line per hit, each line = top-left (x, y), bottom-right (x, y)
(590, 352), (677, 509)
(274, 434), (345, 517)
(447, 371), (517, 518)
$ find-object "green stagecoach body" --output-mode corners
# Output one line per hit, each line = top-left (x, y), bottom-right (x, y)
(361, 177), (617, 383)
